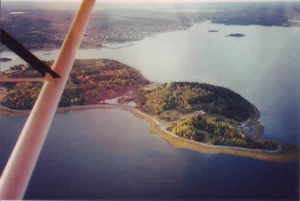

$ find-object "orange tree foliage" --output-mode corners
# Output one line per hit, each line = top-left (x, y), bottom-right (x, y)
(1, 59), (148, 109)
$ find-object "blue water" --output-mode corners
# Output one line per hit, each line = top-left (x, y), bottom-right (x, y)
(0, 110), (298, 199)
(0, 21), (299, 199)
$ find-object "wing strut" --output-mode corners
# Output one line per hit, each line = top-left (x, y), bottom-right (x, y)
(0, 0), (95, 199)
(0, 28), (60, 78)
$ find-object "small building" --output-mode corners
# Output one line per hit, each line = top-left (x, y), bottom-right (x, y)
(197, 110), (206, 115)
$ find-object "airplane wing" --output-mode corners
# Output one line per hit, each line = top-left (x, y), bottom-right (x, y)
(0, 0), (96, 199)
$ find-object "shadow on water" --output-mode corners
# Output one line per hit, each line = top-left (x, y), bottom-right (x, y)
(0, 109), (295, 199)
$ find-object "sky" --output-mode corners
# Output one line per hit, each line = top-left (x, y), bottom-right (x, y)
(4, 0), (300, 2)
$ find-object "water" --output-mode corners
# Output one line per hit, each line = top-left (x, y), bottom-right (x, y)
(0, 110), (298, 199)
(0, 22), (299, 199)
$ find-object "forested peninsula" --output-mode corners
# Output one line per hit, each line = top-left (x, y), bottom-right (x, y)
(0, 59), (298, 161)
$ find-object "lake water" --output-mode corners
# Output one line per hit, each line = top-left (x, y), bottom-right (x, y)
(0, 22), (299, 199)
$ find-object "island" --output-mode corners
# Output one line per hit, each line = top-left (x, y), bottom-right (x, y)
(0, 57), (13, 62)
(208, 30), (219, 32)
(226, 33), (246, 37)
(0, 59), (298, 162)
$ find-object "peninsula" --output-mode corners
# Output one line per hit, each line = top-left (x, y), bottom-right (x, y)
(0, 59), (298, 162)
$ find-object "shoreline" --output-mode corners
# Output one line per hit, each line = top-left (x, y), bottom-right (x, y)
(0, 104), (298, 162)
(244, 104), (264, 140)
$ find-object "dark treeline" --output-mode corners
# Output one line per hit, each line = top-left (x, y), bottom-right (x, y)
(137, 82), (254, 122)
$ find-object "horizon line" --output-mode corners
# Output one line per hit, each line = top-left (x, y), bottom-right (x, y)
(3, 0), (300, 3)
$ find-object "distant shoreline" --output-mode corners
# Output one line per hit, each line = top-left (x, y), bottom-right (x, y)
(0, 103), (298, 162)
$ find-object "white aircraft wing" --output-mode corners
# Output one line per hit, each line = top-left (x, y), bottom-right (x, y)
(0, 0), (96, 199)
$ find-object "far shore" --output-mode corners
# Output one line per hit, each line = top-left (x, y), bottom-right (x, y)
(0, 103), (298, 162)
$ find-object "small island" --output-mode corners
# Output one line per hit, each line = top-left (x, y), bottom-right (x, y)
(208, 30), (219, 32)
(0, 57), (13, 62)
(226, 33), (246, 37)
(0, 59), (298, 162)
